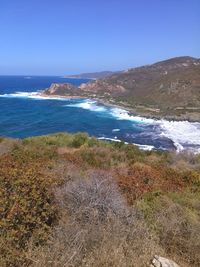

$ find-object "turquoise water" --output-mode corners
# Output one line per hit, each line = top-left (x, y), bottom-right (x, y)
(1, 75), (200, 152)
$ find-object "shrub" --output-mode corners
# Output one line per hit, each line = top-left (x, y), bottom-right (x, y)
(57, 172), (128, 223)
(79, 147), (111, 168)
(138, 193), (200, 266)
(70, 132), (89, 148)
(87, 137), (100, 147)
(0, 155), (58, 266)
(27, 174), (161, 267)
(23, 133), (73, 147)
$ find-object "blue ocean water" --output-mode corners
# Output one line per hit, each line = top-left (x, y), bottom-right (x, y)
(0, 76), (200, 152)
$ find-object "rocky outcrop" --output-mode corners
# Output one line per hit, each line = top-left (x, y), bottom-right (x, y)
(44, 83), (78, 96)
(150, 255), (180, 267)
(79, 80), (126, 95)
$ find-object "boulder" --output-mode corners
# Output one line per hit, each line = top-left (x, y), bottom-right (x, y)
(150, 255), (180, 267)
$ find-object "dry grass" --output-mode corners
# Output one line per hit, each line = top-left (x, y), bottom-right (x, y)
(155, 197), (200, 266)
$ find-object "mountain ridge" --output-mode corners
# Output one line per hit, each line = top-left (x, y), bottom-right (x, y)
(64, 71), (118, 79)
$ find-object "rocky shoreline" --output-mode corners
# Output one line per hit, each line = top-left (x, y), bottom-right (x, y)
(96, 98), (200, 122)
(38, 90), (200, 122)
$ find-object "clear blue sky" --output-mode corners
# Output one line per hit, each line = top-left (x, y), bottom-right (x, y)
(0, 0), (199, 75)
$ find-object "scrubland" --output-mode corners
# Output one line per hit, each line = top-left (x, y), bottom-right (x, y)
(0, 133), (199, 266)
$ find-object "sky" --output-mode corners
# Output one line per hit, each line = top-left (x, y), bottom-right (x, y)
(0, 0), (199, 75)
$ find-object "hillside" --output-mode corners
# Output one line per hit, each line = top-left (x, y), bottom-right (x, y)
(0, 133), (200, 267)
(80, 56), (200, 120)
(65, 71), (117, 79)
(44, 56), (200, 121)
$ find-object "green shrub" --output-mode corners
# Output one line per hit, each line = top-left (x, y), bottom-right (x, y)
(87, 137), (100, 147)
(80, 147), (111, 168)
(0, 155), (58, 266)
(71, 132), (89, 148)
(23, 133), (73, 147)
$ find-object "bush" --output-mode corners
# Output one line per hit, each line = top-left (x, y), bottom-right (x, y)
(27, 174), (161, 267)
(79, 147), (111, 168)
(0, 156), (58, 266)
(71, 132), (89, 148)
(57, 172), (128, 223)
(23, 133), (73, 147)
(138, 194), (200, 266)
(87, 137), (100, 147)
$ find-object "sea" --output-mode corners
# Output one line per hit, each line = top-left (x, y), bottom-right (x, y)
(0, 75), (200, 153)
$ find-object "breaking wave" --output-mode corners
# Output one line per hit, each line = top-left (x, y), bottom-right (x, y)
(98, 137), (155, 151)
(159, 120), (200, 153)
(63, 99), (200, 153)
(110, 107), (155, 123)
(66, 100), (107, 112)
(0, 91), (70, 101)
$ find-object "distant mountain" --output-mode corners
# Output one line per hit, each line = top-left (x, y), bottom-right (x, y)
(65, 71), (118, 79)
(44, 56), (200, 121)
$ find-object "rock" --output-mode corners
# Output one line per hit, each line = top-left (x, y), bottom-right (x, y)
(44, 83), (78, 96)
(150, 255), (180, 267)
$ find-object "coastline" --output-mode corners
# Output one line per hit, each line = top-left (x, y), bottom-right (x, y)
(38, 91), (200, 122)
(96, 98), (200, 122)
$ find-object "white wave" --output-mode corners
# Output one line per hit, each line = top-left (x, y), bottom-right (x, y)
(133, 143), (155, 151)
(98, 137), (154, 150)
(0, 91), (70, 101)
(158, 120), (200, 152)
(66, 100), (154, 122)
(110, 107), (155, 123)
(66, 100), (107, 112)
(112, 129), (120, 132)
(98, 137), (122, 142)
(102, 106), (200, 153)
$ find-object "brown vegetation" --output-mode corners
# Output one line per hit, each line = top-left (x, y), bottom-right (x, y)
(0, 133), (199, 266)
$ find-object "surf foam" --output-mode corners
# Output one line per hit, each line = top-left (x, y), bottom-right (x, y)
(66, 100), (107, 112)
(158, 120), (200, 152)
(0, 91), (70, 101)
(110, 107), (155, 123)
(98, 137), (154, 150)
